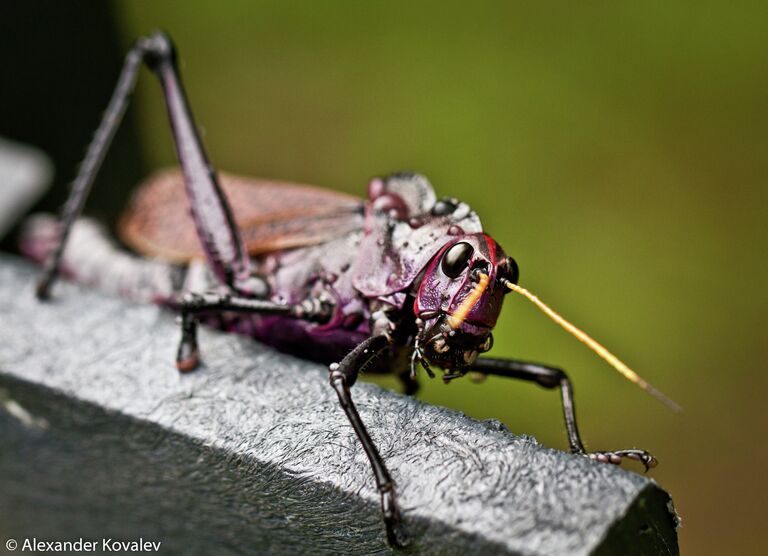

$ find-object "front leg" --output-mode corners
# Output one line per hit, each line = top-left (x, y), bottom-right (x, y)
(471, 358), (658, 471)
(328, 335), (406, 548)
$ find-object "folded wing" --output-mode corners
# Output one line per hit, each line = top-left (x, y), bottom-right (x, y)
(119, 169), (364, 263)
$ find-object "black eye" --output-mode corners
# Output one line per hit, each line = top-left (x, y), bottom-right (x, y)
(431, 198), (458, 216)
(441, 242), (474, 278)
(502, 256), (520, 287)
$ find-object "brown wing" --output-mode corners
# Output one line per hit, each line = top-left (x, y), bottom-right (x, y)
(119, 169), (364, 263)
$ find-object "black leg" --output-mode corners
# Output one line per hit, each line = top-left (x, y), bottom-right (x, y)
(176, 309), (201, 373)
(398, 369), (420, 396)
(37, 32), (253, 299)
(175, 291), (332, 371)
(329, 335), (405, 548)
(36, 40), (145, 299)
(471, 358), (657, 471)
(141, 33), (252, 292)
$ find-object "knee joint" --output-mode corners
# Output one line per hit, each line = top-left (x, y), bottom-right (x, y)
(139, 32), (177, 69)
(538, 367), (567, 389)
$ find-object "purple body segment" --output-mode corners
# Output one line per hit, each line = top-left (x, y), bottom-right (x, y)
(236, 174), (498, 366)
(415, 233), (508, 329)
(247, 232), (371, 364)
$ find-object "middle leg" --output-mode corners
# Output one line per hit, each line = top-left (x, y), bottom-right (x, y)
(174, 290), (333, 371)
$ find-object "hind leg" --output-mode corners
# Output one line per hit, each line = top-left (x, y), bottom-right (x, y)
(36, 32), (253, 299)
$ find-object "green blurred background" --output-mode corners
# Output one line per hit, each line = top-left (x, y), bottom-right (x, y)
(3, 1), (767, 554)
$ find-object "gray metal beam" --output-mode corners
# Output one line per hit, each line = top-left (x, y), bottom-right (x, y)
(0, 255), (679, 555)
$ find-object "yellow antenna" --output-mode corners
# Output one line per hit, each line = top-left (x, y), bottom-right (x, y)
(504, 279), (681, 412)
(448, 272), (490, 329)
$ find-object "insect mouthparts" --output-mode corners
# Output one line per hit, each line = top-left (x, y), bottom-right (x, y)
(432, 336), (450, 353)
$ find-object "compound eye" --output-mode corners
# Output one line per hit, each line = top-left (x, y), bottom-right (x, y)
(441, 242), (474, 278)
(502, 256), (520, 287)
(432, 198), (458, 216)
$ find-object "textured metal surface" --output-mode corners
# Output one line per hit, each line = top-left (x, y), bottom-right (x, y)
(0, 255), (678, 555)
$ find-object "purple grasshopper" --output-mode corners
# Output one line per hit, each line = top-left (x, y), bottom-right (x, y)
(28, 32), (677, 548)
